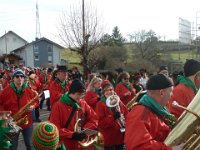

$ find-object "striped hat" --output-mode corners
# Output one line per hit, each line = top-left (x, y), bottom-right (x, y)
(32, 122), (59, 150)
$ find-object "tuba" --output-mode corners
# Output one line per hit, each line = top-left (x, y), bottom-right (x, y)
(164, 89), (200, 149)
(106, 95), (126, 133)
(74, 111), (99, 147)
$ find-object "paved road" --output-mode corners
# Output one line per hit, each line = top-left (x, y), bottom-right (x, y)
(18, 107), (50, 150)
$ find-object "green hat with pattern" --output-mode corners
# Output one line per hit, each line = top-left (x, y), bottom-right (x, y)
(32, 121), (59, 150)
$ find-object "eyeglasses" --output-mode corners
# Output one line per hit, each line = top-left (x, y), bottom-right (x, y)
(15, 75), (24, 78)
(124, 78), (130, 80)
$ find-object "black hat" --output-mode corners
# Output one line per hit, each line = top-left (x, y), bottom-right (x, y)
(159, 65), (168, 72)
(69, 79), (86, 94)
(47, 68), (53, 73)
(57, 65), (67, 72)
(28, 70), (35, 76)
(146, 74), (173, 90)
(184, 59), (200, 77)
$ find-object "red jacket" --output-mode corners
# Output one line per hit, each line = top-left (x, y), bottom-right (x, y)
(168, 83), (195, 118)
(47, 80), (71, 107)
(115, 83), (136, 105)
(125, 105), (171, 150)
(85, 90), (100, 110)
(49, 99), (98, 150)
(0, 84), (37, 129)
(95, 100), (128, 147)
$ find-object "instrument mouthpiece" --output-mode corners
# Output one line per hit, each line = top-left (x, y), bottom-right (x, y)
(172, 101), (178, 107)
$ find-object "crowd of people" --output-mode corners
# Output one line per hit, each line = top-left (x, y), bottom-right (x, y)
(0, 59), (200, 150)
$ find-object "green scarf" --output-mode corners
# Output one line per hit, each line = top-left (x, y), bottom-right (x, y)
(95, 88), (102, 95)
(60, 92), (80, 109)
(139, 94), (176, 129)
(120, 81), (130, 90)
(0, 119), (12, 149)
(56, 78), (67, 89)
(177, 75), (197, 94)
(10, 82), (29, 97)
(100, 96), (111, 111)
(42, 73), (47, 83)
(100, 96), (107, 103)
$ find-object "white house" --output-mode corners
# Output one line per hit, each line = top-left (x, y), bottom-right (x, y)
(0, 31), (28, 55)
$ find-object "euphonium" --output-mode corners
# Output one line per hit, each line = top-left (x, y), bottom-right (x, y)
(106, 95), (126, 132)
(74, 111), (99, 147)
(164, 89), (200, 150)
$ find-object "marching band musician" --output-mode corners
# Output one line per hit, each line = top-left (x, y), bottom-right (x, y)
(168, 59), (200, 118)
(49, 79), (98, 150)
(125, 74), (183, 150)
(28, 70), (42, 122)
(47, 65), (71, 108)
(115, 72), (136, 105)
(95, 81), (128, 150)
(0, 68), (37, 150)
(84, 77), (102, 110)
(39, 67), (53, 110)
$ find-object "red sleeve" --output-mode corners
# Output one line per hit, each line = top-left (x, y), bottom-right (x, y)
(84, 91), (99, 109)
(81, 100), (98, 130)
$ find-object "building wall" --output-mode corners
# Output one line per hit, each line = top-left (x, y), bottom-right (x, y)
(26, 45), (34, 67)
(0, 33), (27, 55)
(52, 45), (61, 66)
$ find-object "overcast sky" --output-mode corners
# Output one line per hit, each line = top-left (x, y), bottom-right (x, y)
(0, 0), (200, 45)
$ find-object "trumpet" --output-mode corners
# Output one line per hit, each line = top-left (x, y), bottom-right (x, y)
(106, 95), (126, 133)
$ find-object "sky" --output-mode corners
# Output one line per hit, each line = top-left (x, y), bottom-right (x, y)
(0, 0), (200, 45)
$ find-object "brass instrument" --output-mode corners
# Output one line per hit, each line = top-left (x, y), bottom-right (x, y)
(126, 89), (146, 111)
(164, 89), (200, 149)
(13, 89), (38, 123)
(0, 111), (23, 136)
(106, 95), (126, 132)
(74, 111), (99, 147)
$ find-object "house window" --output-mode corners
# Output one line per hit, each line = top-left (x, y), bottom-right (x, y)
(48, 56), (52, 64)
(34, 55), (39, 61)
(48, 45), (52, 53)
(34, 45), (39, 53)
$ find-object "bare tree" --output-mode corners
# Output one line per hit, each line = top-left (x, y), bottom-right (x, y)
(58, 0), (104, 79)
(128, 30), (160, 60)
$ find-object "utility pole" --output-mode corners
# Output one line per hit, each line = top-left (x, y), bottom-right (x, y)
(36, 0), (41, 39)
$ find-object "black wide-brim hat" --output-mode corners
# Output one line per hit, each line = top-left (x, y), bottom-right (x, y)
(57, 65), (67, 72)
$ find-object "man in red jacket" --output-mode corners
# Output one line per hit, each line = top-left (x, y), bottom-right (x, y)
(49, 79), (98, 150)
(0, 68), (37, 150)
(125, 74), (183, 150)
(47, 65), (71, 108)
(168, 59), (200, 118)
